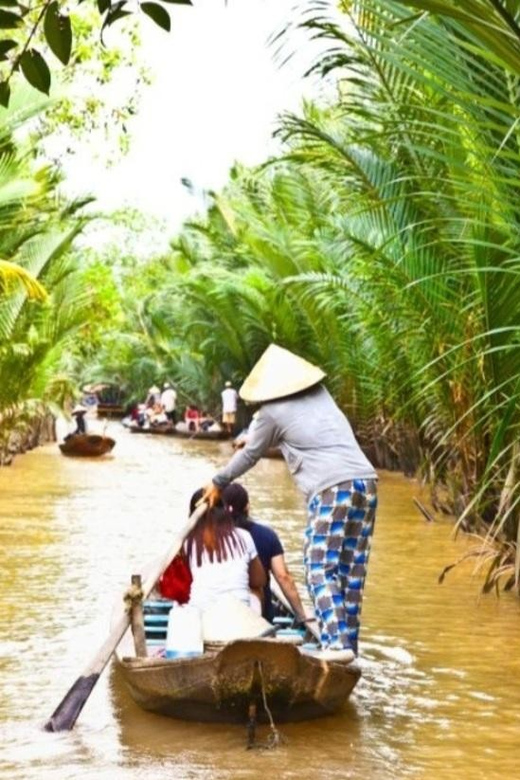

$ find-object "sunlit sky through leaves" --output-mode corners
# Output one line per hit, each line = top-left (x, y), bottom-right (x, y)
(64, 0), (330, 248)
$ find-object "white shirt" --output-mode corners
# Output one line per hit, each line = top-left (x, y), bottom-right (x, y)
(186, 528), (258, 611)
(161, 388), (177, 412)
(221, 387), (238, 413)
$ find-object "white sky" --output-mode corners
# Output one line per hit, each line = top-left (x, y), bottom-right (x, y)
(63, 0), (330, 241)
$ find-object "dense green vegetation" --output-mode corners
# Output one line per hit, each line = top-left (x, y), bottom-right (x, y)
(4, 0), (520, 590)
(0, 88), (95, 461)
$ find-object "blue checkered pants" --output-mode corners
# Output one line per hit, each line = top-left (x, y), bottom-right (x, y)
(303, 479), (377, 655)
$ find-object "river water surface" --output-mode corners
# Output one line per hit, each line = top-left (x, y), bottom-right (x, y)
(1, 425), (519, 780)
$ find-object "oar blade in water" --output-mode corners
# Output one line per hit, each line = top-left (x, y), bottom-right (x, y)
(44, 674), (99, 732)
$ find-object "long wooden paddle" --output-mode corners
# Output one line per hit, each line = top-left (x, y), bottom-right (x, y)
(44, 502), (207, 732)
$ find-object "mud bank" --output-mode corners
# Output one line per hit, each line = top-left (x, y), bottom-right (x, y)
(0, 413), (56, 466)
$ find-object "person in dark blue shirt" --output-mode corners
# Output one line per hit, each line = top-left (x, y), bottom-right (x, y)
(222, 482), (307, 623)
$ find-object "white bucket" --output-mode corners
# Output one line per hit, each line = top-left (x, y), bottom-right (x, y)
(165, 604), (203, 659)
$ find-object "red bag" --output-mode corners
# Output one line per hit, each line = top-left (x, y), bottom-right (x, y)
(159, 553), (192, 604)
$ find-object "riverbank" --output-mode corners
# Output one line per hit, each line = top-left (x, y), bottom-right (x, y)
(0, 411), (55, 466)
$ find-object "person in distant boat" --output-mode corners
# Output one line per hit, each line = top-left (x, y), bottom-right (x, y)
(161, 382), (177, 424)
(221, 381), (238, 434)
(184, 489), (266, 612)
(202, 344), (378, 662)
(136, 403), (147, 427)
(64, 404), (88, 440)
(145, 385), (161, 407)
(199, 410), (215, 431)
(184, 404), (201, 432)
(150, 405), (168, 426)
(222, 482), (308, 624)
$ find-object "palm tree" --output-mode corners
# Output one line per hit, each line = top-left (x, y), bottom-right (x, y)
(0, 88), (93, 460)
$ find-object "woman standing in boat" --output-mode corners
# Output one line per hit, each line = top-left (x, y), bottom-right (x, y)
(64, 404), (88, 440)
(203, 344), (377, 662)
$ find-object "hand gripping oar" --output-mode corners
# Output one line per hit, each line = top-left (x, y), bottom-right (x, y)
(44, 502), (207, 732)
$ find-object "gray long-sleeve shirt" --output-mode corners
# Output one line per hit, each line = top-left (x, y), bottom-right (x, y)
(213, 384), (377, 503)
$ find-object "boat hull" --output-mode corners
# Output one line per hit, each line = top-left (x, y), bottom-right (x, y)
(175, 428), (230, 440)
(118, 638), (360, 723)
(96, 403), (125, 418)
(129, 425), (229, 440)
(129, 425), (176, 436)
(59, 434), (116, 457)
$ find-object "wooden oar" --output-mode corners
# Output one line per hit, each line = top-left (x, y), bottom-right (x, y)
(44, 502), (207, 732)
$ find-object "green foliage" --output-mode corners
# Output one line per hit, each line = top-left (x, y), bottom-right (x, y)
(28, 7), (153, 170)
(0, 84), (93, 437)
(0, 0), (193, 106)
(44, 3), (72, 66)
(141, 3), (171, 32)
(20, 49), (51, 94)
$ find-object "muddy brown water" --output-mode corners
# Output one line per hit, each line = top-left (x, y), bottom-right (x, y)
(1, 424), (519, 779)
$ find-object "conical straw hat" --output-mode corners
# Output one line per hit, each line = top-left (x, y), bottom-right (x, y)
(239, 344), (325, 403)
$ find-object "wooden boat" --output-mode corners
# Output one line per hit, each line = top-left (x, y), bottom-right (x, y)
(59, 434), (116, 457)
(115, 586), (360, 724)
(174, 427), (230, 441)
(97, 403), (125, 418)
(129, 424), (176, 436)
(129, 424), (230, 440)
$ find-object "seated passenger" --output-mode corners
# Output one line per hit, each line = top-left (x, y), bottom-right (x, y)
(145, 402), (167, 426)
(199, 410), (215, 431)
(184, 489), (266, 613)
(223, 483), (308, 624)
(184, 404), (201, 432)
(151, 405), (168, 426)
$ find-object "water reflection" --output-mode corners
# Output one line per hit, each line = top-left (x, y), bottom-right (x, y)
(1, 427), (520, 779)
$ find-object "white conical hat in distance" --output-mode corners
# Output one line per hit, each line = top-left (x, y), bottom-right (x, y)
(239, 344), (325, 403)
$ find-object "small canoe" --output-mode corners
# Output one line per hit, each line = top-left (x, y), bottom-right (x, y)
(59, 434), (115, 457)
(115, 588), (360, 724)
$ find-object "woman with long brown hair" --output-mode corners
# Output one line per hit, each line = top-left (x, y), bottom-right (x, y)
(184, 489), (266, 611)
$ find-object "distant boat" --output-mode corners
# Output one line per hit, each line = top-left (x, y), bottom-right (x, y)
(128, 423), (230, 440)
(174, 426), (230, 441)
(59, 434), (116, 457)
(96, 403), (125, 418)
(129, 424), (176, 436)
